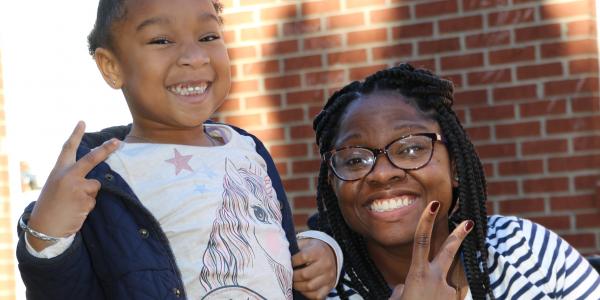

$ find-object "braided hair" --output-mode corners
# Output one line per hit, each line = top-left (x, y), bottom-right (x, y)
(312, 63), (494, 299)
(87, 0), (224, 55)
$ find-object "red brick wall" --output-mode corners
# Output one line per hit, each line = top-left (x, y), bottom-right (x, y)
(214, 0), (600, 254)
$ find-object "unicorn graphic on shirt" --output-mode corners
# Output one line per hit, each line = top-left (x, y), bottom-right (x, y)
(199, 158), (292, 299)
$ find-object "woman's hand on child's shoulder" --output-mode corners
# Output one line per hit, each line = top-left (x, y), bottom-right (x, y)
(292, 238), (337, 299)
(26, 121), (120, 252)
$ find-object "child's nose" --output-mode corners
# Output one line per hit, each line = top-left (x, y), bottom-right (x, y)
(365, 154), (407, 186)
(177, 42), (210, 67)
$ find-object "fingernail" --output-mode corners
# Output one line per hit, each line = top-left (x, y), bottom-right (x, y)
(464, 220), (474, 232)
(429, 201), (440, 214)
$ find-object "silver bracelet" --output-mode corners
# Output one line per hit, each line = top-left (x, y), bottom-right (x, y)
(19, 216), (60, 244)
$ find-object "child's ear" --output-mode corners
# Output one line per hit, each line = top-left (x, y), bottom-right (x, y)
(94, 47), (123, 89)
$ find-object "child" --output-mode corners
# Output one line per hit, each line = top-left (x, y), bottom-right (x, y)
(311, 64), (600, 299)
(16, 0), (341, 299)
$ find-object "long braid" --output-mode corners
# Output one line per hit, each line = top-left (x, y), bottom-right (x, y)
(313, 63), (494, 299)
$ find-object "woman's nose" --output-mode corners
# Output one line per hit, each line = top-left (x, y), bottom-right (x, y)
(365, 154), (407, 186)
(177, 43), (210, 67)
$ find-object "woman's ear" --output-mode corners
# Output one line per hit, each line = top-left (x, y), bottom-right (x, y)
(94, 47), (123, 89)
(451, 162), (459, 188)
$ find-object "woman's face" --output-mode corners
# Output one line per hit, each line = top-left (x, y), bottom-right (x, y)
(329, 92), (455, 249)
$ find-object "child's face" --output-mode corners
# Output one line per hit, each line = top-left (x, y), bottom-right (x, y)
(98, 0), (230, 135)
(329, 93), (454, 250)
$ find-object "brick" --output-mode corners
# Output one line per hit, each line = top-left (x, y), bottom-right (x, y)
(524, 177), (569, 193)
(476, 143), (516, 158)
(238, 0), (272, 5)
(467, 68), (511, 86)
(347, 0), (386, 8)
(488, 8), (535, 27)
(517, 63), (563, 80)
(215, 98), (241, 113)
(569, 58), (599, 75)
(275, 161), (288, 176)
(293, 213), (311, 229)
(441, 53), (484, 70)
(282, 177), (310, 191)
(489, 46), (535, 65)
(242, 60), (280, 76)
(408, 59), (437, 72)
(284, 55), (322, 71)
(465, 125), (491, 141)
(415, 0), (458, 18)
(370, 6), (411, 23)
(230, 65), (238, 78)
(487, 180), (518, 195)
(495, 121), (541, 139)
(223, 30), (236, 44)
(541, 39), (598, 58)
(572, 96), (600, 113)
(576, 212), (600, 228)
(250, 127), (285, 142)
(463, 0), (508, 10)
(267, 108), (305, 124)
(327, 12), (365, 29)
(228, 46), (257, 60)
(306, 70), (346, 86)
(372, 44), (412, 60)
(529, 215), (570, 230)
(393, 23), (434, 39)
(465, 30), (511, 49)
(348, 28), (388, 45)
(498, 159), (543, 175)
(229, 80), (259, 94)
(303, 34), (343, 51)
(222, 11), (254, 25)
(493, 84), (537, 102)
(260, 4), (297, 21)
(453, 89), (487, 106)
(241, 24), (278, 41)
(499, 198), (544, 214)
(439, 15), (482, 33)
(540, 1), (594, 19)
(225, 113), (262, 127)
(290, 125), (315, 139)
(520, 99), (567, 118)
(553, 195), (596, 211)
(287, 89), (325, 105)
(265, 75), (301, 90)
(292, 158), (321, 174)
(350, 65), (387, 81)
(544, 78), (599, 96)
(443, 73), (463, 88)
(575, 174), (600, 190)
(573, 135), (600, 151)
(261, 40), (299, 56)
(522, 139), (568, 156)
(418, 38), (460, 55)
(328, 50), (367, 65)
(568, 19), (597, 36)
(470, 105), (515, 122)
(301, 0), (341, 16)
(283, 19), (321, 36)
(549, 155), (600, 172)
(515, 24), (561, 42)
(562, 233), (596, 248)
(245, 94), (282, 109)
(294, 196), (317, 209)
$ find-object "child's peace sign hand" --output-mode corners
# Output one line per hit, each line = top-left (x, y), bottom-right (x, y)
(389, 201), (473, 300)
(26, 121), (120, 251)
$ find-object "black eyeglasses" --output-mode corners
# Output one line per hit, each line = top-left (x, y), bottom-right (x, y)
(323, 133), (443, 181)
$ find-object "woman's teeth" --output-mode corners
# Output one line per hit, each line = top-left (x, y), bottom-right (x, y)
(369, 197), (415, 212)
(168, 84), (207, 96)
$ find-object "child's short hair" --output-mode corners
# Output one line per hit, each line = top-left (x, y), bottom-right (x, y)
(87, 0), (224, 56)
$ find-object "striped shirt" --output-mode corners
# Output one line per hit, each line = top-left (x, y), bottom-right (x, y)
(328, 215), (600, 299)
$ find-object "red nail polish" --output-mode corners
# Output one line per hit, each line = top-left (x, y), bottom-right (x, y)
(429, 201), (440, 214)
(464, 220), (474, 232)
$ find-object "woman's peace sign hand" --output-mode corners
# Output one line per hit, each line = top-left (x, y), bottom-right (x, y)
(389, 201), (474, 300)
(26, 121), (120, 251)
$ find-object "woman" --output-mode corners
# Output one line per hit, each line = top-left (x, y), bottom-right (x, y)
(311, 63), (600, 299)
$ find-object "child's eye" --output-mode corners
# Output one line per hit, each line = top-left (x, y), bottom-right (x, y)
(149, 37), (172, 45)
(200, 34), (220, 42)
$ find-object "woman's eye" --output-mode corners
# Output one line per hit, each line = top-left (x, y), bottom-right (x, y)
(200, 34), (220, 42)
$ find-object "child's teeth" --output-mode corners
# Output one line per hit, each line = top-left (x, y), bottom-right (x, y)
(169, 84), (207, 96)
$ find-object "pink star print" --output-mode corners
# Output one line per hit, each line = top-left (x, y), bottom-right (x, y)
(165, 148), (193, 175)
